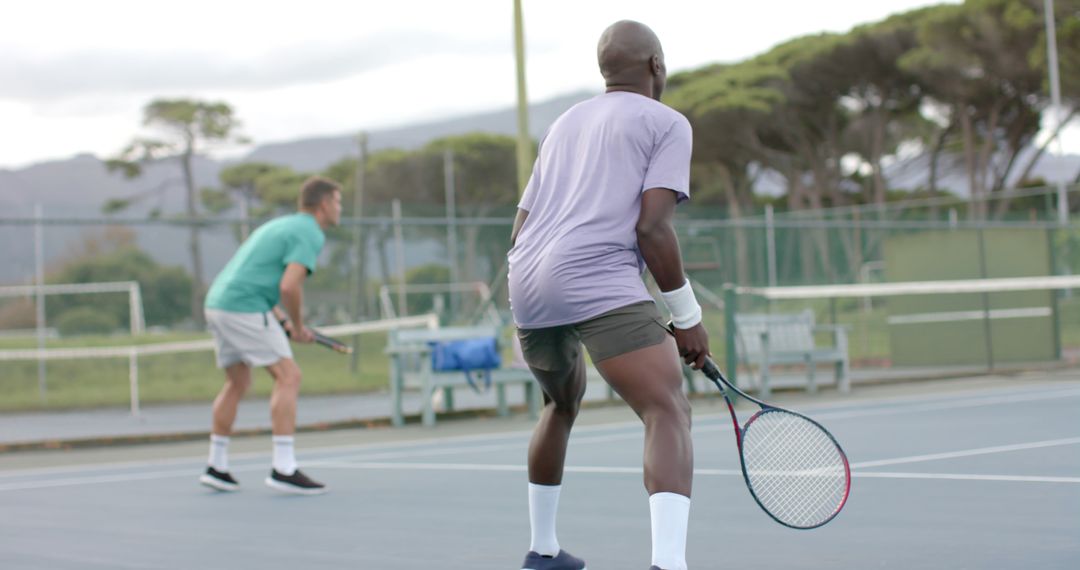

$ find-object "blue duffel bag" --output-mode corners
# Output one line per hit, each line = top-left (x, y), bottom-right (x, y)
(429, 337), (501, 393)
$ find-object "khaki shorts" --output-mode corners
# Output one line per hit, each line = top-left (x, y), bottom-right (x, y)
(205, 308), (293, 368)
(517, 301), (669, 372)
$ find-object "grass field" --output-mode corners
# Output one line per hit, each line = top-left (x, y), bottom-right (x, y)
(2, 295), (1076, 412)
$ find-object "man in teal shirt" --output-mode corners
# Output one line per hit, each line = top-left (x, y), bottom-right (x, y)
(200, 176), (342, 495)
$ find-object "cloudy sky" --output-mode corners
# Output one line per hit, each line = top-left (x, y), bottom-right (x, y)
(1, 0), (1074, 169)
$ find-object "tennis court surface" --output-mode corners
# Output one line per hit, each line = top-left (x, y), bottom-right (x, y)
(1, 372), (1077, 569)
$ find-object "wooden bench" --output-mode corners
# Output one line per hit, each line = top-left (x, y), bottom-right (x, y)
(386, 325), (541, 427)
(734, 310), (850, 398)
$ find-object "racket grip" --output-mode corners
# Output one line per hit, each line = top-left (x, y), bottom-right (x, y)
(701, 357), (722, 381)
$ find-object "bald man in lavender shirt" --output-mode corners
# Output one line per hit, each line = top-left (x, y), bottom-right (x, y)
(508, 20), (711, 570)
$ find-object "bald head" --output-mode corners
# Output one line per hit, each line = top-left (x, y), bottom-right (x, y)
(597, 20), (666, 99)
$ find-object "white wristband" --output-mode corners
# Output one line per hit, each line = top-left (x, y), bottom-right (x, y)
(660, 279), (702, 329)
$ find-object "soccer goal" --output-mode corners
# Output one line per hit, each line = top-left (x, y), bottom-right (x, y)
(0, 281), (146, 336)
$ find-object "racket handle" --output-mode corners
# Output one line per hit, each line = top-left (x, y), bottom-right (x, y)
(316, 333), (353, 354)
(701, 357), (723, 382)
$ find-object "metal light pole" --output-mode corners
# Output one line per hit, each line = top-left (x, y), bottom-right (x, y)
(349, 132), (368, 371)
(444, 149), (460, 320)
(34, 203), (47, 402)
(513, 0), (532, 195)
(1044, 0), (1069, 226)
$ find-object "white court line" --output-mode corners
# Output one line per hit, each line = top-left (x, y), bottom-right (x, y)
(0, 461), (288, 492)
(329, 429), (674, 463)
(308, 460), (1080, 484)
(2, 384), (1078, 484)
(3, 432), (1077, 493)
(808, 389), (1080, 422)
(853, 472), (1080, 484)
(324, 389), (1080, 464)
(852, 437), (1080, 468)
(5, 382), (1077, 478)
(0, 415), (650, 479)
(0, 468), (203, 492)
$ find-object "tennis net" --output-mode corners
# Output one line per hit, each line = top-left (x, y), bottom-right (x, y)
(0, 314), (438, 414)
(720, 275), (1080, 389)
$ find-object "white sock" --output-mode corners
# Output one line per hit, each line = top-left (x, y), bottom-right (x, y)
(650, 492), (691, 570)
(528, 482), (561, 556)
(272, 435), (297, 475)
(208, 434), (229, 471)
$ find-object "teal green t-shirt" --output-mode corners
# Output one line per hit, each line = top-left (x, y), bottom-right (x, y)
(205, 213), (325, 313)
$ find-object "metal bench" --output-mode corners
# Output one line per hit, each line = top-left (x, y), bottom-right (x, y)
(734, 309), (850, 398)
(386, 325), (541, 427)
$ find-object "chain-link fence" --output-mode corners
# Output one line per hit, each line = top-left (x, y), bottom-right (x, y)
(1, 185), (1078, 409)
(2, 185), (1078, 331)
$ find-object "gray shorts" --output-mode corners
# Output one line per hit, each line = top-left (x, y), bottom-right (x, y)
(205, 308), (293, 368)
(516, 301), (669, 372)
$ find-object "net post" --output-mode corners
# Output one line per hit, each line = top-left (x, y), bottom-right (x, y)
(724, 284), (738, 388)
(129, 282), (146, 335)
(975, 227), (995, 371)
(1047, 228), (1063, 361)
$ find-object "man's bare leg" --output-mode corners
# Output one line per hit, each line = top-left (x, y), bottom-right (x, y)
(596, 336), (691, 570)
(523, 349), (588, 560)
(595, 337), (691, 495)
(527, 350), (589, 485)
(261, 357), (325, 494)
(212, 363), (252, 436)
(201, 363), (252, 489)
(266, 358), (302, 436)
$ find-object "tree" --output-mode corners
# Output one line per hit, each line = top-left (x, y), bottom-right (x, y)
(48, 247), (193, 329)
(106, 99), (247, 324)
(666, 61), (787, 284)
(839, 10), (936, 208)
(900, 0), (1073, 218)
(422, 134), (523, 286)
(316, 134), (523, 315)
(201, 162), (293, 239)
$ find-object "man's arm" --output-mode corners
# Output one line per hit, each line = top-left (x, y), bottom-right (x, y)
(637, 188), (709, 368)
(279, 262), (314, 343)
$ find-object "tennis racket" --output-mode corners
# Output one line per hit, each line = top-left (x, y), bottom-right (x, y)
(280, 320), (353, 354)
(700, 357), (850, 529)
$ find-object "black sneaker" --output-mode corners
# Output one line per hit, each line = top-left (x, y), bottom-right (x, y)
(264, 468), (327, 495)
(520, 550), (586, 570)
(199, 466), (239, 492)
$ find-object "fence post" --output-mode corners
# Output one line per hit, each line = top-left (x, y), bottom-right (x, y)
(129, 282), (146, 335)
(765, 204), (777, 287)
(444, 149), (460, 322)
(34, 203), (47, 403)
(129, 348), (141, 417)
(392, 199), (407, 316)
(724, 284), (738, 387)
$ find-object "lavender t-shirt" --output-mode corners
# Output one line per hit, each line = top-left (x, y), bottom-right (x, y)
(508, 91), (693, 329)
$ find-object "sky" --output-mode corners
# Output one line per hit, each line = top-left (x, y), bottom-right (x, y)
(1, 0), (1075, 169)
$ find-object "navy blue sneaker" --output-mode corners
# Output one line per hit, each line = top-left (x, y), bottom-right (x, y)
(520, 549), (586, 570)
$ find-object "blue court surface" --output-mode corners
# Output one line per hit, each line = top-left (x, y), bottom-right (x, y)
(1, 374), (1077, 569)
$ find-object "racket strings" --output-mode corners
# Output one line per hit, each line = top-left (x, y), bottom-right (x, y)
(745, 429), (842, 526)
(740, 410), (848, 528)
